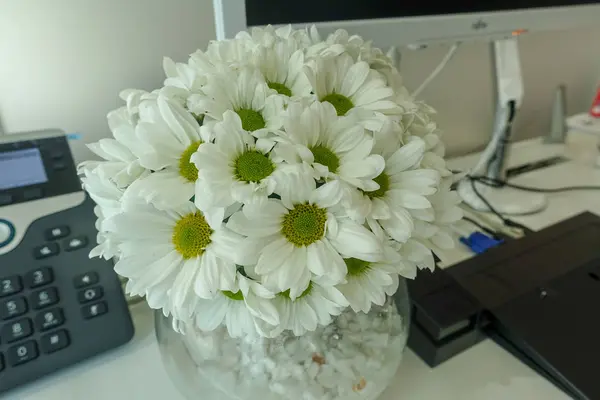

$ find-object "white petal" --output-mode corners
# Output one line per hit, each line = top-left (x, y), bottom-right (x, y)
(387, 189), (431, 209)
(326, 213), (339, 237)
(370, 198), (391, 220)
(195, 296), (228, 331)
(125, 250), (180, 294)
(157, 96), (200, 147)
(170, 258), (199, 317)
(296, 302), (317, 333)
(278, 172), (316, 209)
(310, 180), (343, 208)
(386, 139), (426, 175)
(305, 241), (328, 276)
(195, 252), (220, 298)
(203, 207), (225, 230)
(210, 228), (245, 264)
(341, 61), (370, 97)
(328, 219), (384, 262)
(339, 154), (385, 181)
(245, 293), (279, 325)
(380, 208), (415, 243)
(255, 237), (295, 275)
(286, 249), (312, 300)
(321, 239), (348, 283)
(318, 284), (349, 308)
(398, 261), (418, 279)
(227, 208), (282, 238)
(126, 169), (194, 210)
(402, 239), (431, 263)
(216, 111), (247, 156)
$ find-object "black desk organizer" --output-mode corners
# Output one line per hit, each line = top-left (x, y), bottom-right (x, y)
(407, 212), (600, 400)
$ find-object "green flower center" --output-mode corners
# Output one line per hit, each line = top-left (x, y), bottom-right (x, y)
(321, 93), (354, 116)
(268, 81), (292, 97)
(234, 150), (275, 183)
(236, 108), (266, 132)
(364, 171), (390, 199)
(281, 203), (327, 247)
(178, 141), (203, 183)
(345, 258), (371, 276)
(278, 282), (313, 300)
(193, 113), (204, 126)
(172, 212), (213, 259)
(222, 290), (244, 301)
(310, 145), (340, 174)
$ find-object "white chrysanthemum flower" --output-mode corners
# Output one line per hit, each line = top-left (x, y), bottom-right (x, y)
(227, 173), (385, 299)
(258, 281), (349, 337)
(164, 38), (255, 107)
(162, 57), (204, 95)
(80, 23), (463, 338)
(303, 52), (400, 130)
(408, 177), (462, 262)
(236, 24), (296, 45)
(194, 272), (280, 338)
(191, 111), (286, 222)
(336, 245), (415, 314)
(251, 37), (313, 100)
(274, 101), (384, 195)
(78, 89), (153, 188)
(106, 200), (243, 319)
(124, 95), (211, 209)
(78, 138), (148, 189)
(402, 103), (452, 178)
(188, 67), (285, 137)
(80, 169), (124, 260)
(348, 133), (441, 244)
(307, 28), (393, 71)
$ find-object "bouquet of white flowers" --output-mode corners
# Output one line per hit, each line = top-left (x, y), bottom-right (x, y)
(79, 25), (462, 339)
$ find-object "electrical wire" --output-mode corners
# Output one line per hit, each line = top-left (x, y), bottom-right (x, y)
(468, 178), (533, 233)
(469, 175), (600, 193)
(412, 43), (460, 98)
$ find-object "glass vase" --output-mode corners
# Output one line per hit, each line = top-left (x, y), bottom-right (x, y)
(155, 279), (410, 400)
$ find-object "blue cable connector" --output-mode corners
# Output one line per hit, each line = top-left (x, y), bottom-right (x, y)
(460, 231), (504, 254)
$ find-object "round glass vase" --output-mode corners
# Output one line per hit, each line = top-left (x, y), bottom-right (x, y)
(155, 280), (410, 400)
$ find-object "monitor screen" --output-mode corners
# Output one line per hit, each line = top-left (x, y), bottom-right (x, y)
(245, 0), (600, 26)
(0, 148), (48, 190)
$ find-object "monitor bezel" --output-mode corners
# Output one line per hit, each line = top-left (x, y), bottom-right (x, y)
(213, 1), (600, 47)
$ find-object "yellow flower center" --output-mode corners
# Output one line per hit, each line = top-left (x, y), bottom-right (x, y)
(172, 212), (213, 259)
(193, 113), (204, 125)
(281, 203), (327, 247)
(363, 171), (390, 199)
(222, 290), (244, 301)
(310, 145), (340, 174)
(178, 141), (203, 183)
(234, 150), (275, 183)
(345, 258), (371, 276)
(321, 93), (354, 116)
(277, 282), (313, 300)
(268, 81), (292, 97)
(236, 109), (266, 132)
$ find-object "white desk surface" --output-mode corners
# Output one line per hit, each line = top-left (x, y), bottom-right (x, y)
(6, 138), (600, 400)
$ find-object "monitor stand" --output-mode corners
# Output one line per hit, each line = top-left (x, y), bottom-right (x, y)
(457, 38), (547, 215)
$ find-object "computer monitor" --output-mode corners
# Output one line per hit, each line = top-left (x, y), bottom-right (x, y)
(214, 1), (600, 46)
(212, 0), (600, 216)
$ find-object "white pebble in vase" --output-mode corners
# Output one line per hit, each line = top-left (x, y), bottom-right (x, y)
(157, 293), (410, 400)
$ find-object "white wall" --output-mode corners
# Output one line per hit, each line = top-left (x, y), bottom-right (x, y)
(0, 0), (216, 163)
(400, 26), (600, 156)
(1, 0), (599, 162)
